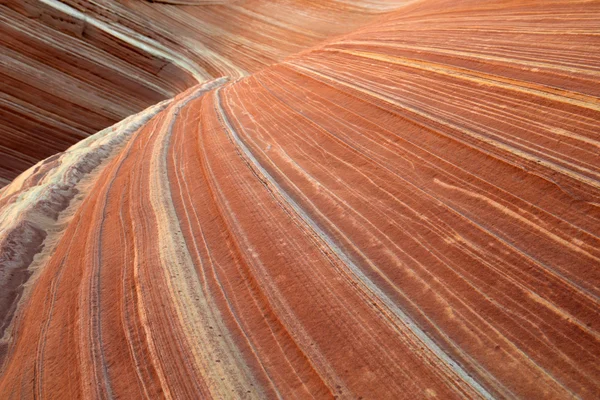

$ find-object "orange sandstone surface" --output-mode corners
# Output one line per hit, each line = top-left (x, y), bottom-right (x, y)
(0, 0), (405, 185)
(1, 0), (600, 399)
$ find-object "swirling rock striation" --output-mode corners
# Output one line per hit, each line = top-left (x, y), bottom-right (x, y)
(0, 0), (600, 399)
(0, 0), (407, 186)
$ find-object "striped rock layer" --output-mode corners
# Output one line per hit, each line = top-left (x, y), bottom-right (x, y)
(1, 0), (600, 399)
(0, 0), (406, 186)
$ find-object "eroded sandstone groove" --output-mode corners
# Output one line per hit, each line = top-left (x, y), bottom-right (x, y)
(0, 0), (599, 398)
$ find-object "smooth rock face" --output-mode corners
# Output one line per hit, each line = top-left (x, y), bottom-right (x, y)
(1, 0), (599, 399)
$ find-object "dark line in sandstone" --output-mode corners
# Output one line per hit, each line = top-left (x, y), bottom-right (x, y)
(213, 87), (494, 399)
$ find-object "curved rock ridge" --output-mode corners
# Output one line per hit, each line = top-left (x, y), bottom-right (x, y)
(1, 0), (600, 398)
(0, 91), (178, 361)
(0, 0), (407, 186)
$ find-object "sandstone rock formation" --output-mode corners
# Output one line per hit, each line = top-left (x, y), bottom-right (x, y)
(0, 0), (403, 186)
(0, 0), (599, 399)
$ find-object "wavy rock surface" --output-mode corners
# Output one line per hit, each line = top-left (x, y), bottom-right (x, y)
(0, 0), (404, 186)
(1, 0), (600, 399)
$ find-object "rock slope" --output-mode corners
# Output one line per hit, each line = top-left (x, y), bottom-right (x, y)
(0, 0), (599, 398)
(0, 0), (405, 186)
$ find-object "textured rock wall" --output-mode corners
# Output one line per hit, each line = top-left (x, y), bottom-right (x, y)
(0, 0), (402, 186)
(0, 0), (599, 398)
